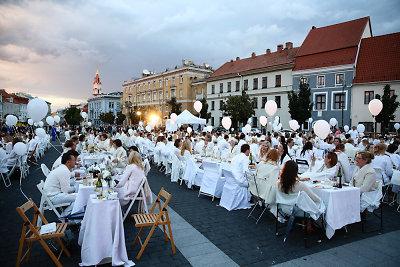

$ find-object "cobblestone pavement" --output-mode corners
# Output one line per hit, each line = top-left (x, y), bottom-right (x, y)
(1, 141), (399, 267)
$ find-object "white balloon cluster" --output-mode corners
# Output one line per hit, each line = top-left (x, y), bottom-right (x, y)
(272, 116), (282, 132)
(394, 123), (400, 131)
(81, 112), (87, 119)
(368, 99), (383, 116)
(206, 125), (213, 132)
(6, 115), (18, 126)
(28, 119), (34, 126)
(128, 129), (134, 136)
(88, 122), (92, 127)
(187, 127), (192, 133)
(357, 124), (365, 133)
(145, 125), (152, 132)
(344, 125), (349, 132)
(170, 113), (178, 122)
(27, 98), (48, 122)
(39, 121), (44, 127)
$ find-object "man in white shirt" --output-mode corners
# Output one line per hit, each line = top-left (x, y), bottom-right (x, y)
(348, 126), (359, 143)
(230, 144), (250, 186)
(287, 138), (296, 159)
(335, 143), (351, 182)
(44, 151), (77, 216)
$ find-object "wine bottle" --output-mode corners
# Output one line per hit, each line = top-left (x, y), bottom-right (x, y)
(249, 152), (253, 165)
(337, 167), (342, 188)
(96, 173), (103, 194)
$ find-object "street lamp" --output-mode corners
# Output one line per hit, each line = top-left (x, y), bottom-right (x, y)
(341, 79), (346, 128)
(137, 111), (142, 121)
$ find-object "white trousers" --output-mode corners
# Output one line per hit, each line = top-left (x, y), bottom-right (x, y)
(51, 193), (76, 217)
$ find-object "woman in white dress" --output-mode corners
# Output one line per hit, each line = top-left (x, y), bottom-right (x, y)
(114, 151), (148, 206)
(250, 149), (280, 205)
(111, 139), (127, 168)
(300, 151), (338, 181)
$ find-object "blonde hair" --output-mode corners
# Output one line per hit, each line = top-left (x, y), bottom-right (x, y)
(181, 139), (192, 156)
(259, 141), (270, 158)
(128, 151), (144, 170)
(374, 143), (387, 156)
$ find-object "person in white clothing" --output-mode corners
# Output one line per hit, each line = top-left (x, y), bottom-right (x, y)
(111, 139), (128, 168)
(351, 151), (377, 194)
(43, 151), (77, 216)
(300, 151), (338, 181)
(371, 143), (393, 184)
(230, 144), (251, 186)
(335, 144), (351, 183)
(348, 126), (359, 142)
(278, 143), (291, 170)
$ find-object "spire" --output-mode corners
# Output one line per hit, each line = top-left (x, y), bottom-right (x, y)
(93, 68), (102, 96)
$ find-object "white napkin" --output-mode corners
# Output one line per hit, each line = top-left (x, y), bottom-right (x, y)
(40, 222), (57, 235)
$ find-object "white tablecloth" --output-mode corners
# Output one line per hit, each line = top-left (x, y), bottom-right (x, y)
(78, 198), (134, 266)
(309, 184), (360, 239)
(72, 184), (95, 215)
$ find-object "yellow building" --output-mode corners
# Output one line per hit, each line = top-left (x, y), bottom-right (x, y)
(122, 60), (212, 124)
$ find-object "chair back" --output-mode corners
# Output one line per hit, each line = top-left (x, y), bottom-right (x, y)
(149, 187), (172, 214)
(16, 198), (49, 228)
(361, 181), (383, 213)
(295, 191), (325, 220)
(202, 161), (221, 176)
(276, 186), (298, 216)
(296, 159), (309, 167)
(222, 169), (239, 187)
(41, 164), (50, 177)
(0, 158), (8, 173)
(373, 167), (383, 182)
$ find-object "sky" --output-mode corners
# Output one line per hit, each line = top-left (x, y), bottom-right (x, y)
(0, 0), (399, 111)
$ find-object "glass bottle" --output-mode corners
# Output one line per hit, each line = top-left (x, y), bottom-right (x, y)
(249, 152), (253, 165)
(96, 173), (103, 194)
(337, 166), (342, 188)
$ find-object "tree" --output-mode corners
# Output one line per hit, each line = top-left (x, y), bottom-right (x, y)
(196, 98), (211, 122)
(375, 84), (399, 132)
(220, 89), (255, 129)
(64, 106), (82, 126)
(116, 112), (126, 125)
(167, 97), (182, 115)
(288, 80), (313, 126)
(99, 112), (115, 124)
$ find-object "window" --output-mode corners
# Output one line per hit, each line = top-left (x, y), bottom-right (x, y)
(179, 75), (183, 83)
(252, 117), (257, 128)
(253, 78), (258, 89)
(364, 91), (374, 104)
(303, 121), (309, 130)
(159, 91), (162, 99)
(211, 101), (215, 110)
(220, 100), (223, 109)
(153, 92), (157, 100)
(153, 81), (156, 88)
(315, 94), (326, 110)
(172, 77), (175, 85)
(211, 85), (215, 94)
(171, 89), (176, 98)
(252, 97), (258, 109)
(244, 79), (248, 90)
(333, 93), (345, 109)
(179, 89), (182, 98)
(300, 77), (307, 85)
(262, 97), (268, 107)
(275, 96), (281, 108)
(201, 87), (204, 95)
(165, 105), (168, 112)
(262, 77), (268, 88)
(211, 117), (214, 126)
(142, 94), (145, 101)
(148, 93), (151, 101)
(275, 75), (281, 87)
(159, 80), (162, 87)
(166, 78), (168, 86)
(236, 81), (240, 91)
(219, 83), (223, 93)
(336, 74), (344, 86)
(227, 82), (231, 92)
(166, 91), (169, 99)
(317, 75), (325, 87)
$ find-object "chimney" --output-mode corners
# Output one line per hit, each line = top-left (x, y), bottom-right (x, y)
(236, 57), (240, 61)
(230, 59), (233, 62)
(251, 52), (256, 58)
(285, 42), (293, 49)
(266, 49), (271, 55)
(182, 59), (186, 66)
(312, 26), (316, 29)
(277, 44), (283, 52)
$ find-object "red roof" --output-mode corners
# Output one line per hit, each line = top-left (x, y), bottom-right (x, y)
(82, 104), (88, 113)
(0, 89), (12, 102)
(210, 47), (299, 78)
(294, 17), (370, 71)
(354, 32), (400, 83)
(0, 90), (29, 104)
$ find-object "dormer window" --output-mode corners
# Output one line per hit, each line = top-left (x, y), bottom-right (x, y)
(9, 97), (13, 103)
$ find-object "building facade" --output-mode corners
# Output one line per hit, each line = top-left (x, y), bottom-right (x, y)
(292, 17), (372, 129)
(121, 60), (212, 124)
(0, 89), (32, 122)
(206, 43), (298, 129)
(352, 32), (400, 132)
(88, 92), (122, 126)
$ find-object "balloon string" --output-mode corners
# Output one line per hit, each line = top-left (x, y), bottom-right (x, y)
(19, 157), (29, 201)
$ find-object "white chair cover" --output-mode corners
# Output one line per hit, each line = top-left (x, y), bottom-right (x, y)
(219, 169), (251, 211)
(183, 157), (204, 188)
(361, 181), (383, 213)
(276, 189), (298, 216)
(295, 191), (325, 220)
(199, 161), (225, 199)
(171, 153), (182, 182)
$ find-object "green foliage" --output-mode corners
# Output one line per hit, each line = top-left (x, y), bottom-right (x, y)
(99, 112), (115, 124)
(375, 84), (399, 132)
(116, 112), (126, 125)
(288, 80), (313, 126)
(198, 98), (211, 122)
(167, 97), (182, 115)
(64, 106), (82, 126)
(220, 89), (255, 129)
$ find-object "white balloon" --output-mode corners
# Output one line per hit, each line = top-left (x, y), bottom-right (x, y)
(313, 120), (330, 139)
(187, 127), (192, 133)
(27, 98), (48, 122)
(139, 121), (143, 126)
(344, 125), (349, 132)
(88, 122), (92, 127)
(81, 112), (87, 119)
(170, 113), (178, 122)
(308, 118), (313, 123)
(54, 115), (60, 124)
(177, 123), (182, 128)
(6, 115), (18, 126)
(268, 122), (272, 125)
(194, 101), (202, 113)
(128, 129), (134, 135)
(243, 124), (251, 134)
(28, 119), (34, 125)
(329, 118), (337, 127)
(265, 100), (277, 117)
(46, 116), (54, 126)
(274, 116), (280, 122)
(34, 122), (38, 127)
(39, 121), (44, 127)
(278, 123), (282, 129)
(259, 116), (267, 126)
(394, 123), (400, 130)
(273, 126), (280, 132)
(206, 125), (213, 132)
(13, 142), (28, 156)
(35, 128), (46, 138)
(357, 124), (365, 133)
(222, 117), (232, 130)
(145, 125), (151, 132)
(368, 99), (383, 116)
(289, 120), (299, 131)
(230, 128), (234, 131)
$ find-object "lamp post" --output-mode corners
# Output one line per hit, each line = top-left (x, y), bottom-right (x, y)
(341, 79), (346, 128)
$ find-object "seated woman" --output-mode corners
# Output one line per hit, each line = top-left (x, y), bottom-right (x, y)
(371, 143), (393, 184)
(278, 143), (291, 170)
(299, 151), (338, 181)
(256, 141), (270, 163)
(351, 151), (377, 194)
(181, 139), (192, 159)
(250, 149), (280, 205)
(297, 141), (314, 166)
(111, 139), (127, 168)
(114, 151), (152, 207)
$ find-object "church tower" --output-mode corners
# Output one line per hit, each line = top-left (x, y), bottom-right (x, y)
(93, 68), (102, 96)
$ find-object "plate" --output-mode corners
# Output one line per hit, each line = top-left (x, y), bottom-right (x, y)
(314, 185), (332, 189)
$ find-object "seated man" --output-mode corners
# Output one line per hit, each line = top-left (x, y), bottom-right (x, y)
(231, 144), (250, 186)
(43, 151), (77, 217)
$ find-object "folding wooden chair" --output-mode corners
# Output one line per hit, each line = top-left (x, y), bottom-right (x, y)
(16, 198), (70, 267)
(132, 187), (175, 260)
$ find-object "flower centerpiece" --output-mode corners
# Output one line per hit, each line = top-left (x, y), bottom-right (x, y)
(88, 145), (95, 154)
(102, 170), (113, 191)
(87, 163), (101, 178)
